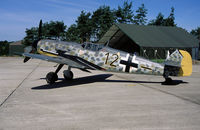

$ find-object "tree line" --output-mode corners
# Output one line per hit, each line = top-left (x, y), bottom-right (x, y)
(0, 40), (9, 56)
(21, 1), (200, 46)
(1, 1), (199, 55)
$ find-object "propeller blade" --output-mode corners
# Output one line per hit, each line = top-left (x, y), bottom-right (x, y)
(23, 19), (42, 63)
(38, 19), (42, 40)
(24, 57), (31, 63)
(23, 47), (36, 63)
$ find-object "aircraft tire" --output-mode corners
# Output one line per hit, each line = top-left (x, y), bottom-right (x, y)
(63, 70), (73, 80)
(46, 72), (58, 84)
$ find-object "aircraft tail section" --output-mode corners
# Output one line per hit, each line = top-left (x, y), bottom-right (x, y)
(163, 50), (192, 77)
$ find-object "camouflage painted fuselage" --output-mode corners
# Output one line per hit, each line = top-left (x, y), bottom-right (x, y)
(37, 40), (164, 76)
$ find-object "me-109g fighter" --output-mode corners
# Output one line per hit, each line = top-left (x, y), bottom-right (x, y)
(23, 21), (192, 84)
(23, 38), (192, 84)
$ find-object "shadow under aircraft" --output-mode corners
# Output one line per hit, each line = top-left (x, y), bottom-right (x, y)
(32, 74), (188, 90)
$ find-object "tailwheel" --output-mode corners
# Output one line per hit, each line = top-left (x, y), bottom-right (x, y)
(162, 77), (173, 85)
(63, 70), (73, 81)
(46, 72), (58, 84)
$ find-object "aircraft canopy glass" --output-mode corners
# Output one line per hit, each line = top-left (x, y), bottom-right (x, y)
(82, 42), (104, 51)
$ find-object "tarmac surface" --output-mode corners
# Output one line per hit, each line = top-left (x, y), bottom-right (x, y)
(0, 57), (200, 130)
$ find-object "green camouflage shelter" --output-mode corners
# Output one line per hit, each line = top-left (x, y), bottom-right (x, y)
(98, 24), (199, 59)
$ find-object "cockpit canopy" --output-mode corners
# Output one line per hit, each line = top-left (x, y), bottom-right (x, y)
(81, 42), (104, 51)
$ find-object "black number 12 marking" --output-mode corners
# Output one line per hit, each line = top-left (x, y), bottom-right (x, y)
(105, 53), (119, 67)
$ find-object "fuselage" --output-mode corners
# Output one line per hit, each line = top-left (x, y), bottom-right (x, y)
(37, 40), (164, 76)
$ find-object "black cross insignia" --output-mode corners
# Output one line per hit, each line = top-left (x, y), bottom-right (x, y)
(120, 54), (138, 72)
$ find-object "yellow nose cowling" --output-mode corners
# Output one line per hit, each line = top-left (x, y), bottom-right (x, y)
(179, 50), (192, 76)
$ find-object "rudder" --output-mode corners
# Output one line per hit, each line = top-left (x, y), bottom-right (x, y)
(178, 50), (192, 76)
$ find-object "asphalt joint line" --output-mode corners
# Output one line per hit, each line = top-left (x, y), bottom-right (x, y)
(115, 74), (200, 106)
(138, 83), (200, 106)
(0, 61), (41, 108)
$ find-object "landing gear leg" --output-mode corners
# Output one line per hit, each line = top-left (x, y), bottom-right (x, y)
(63, 66), (73, 81)
(46, 64), (64, 84)
(163, 75), (173, 85)
(165, 77), (172, 83)
(163, 70), (173, 85)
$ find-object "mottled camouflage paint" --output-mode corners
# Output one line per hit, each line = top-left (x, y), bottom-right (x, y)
(164, 50), (183, 67)
(37, 40), (165, 76)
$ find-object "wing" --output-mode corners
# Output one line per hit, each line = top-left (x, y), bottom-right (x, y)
(23, 52), (105, 71)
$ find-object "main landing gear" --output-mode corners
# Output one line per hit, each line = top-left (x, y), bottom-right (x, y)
(63, 66), (73, 80)
(46, 64), (73, 84)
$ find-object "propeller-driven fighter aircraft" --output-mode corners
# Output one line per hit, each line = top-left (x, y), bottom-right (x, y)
(23, 22), (192, 84)
(23, 39), (192, 84)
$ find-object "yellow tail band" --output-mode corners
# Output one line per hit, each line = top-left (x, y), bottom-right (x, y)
(179, 50), (192, 76)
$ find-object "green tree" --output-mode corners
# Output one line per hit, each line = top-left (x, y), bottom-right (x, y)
(148, 13), (165, 26)
(164, 7), (176, 26)
(133, 4), (148, 25)
(43, 21), (66, 40)
(115, 1), (134, 23)
(23, 27), (38, 46)
(65, 24), (80, 42)
(23, 20), (67, 46)
(191, 27), (200, 40)
(91, 5), (115, 41)
(0, 41), (9, 56)
(76, 11), (92, 42)
(148, 7), (176, 26)
(191, 27), (200, 53)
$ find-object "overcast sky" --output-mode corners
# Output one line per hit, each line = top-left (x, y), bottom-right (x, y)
(0, 0), (200, 41)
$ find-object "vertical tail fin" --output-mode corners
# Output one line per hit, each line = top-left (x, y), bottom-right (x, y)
(164, 50), (183, 67)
